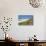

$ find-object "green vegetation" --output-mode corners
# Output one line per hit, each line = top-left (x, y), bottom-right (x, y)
(19, 19), (33, 25)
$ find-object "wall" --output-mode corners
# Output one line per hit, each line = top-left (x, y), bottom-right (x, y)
(44, 16), (46, 40)
(0, 0), (46, 40)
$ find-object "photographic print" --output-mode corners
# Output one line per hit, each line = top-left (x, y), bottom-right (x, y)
(18, 15), (33, 25)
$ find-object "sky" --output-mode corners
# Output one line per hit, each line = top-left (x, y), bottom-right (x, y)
(18, 15), (33, 19)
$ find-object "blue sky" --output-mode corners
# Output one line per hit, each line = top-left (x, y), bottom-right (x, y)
(18, 15), (33, 19)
